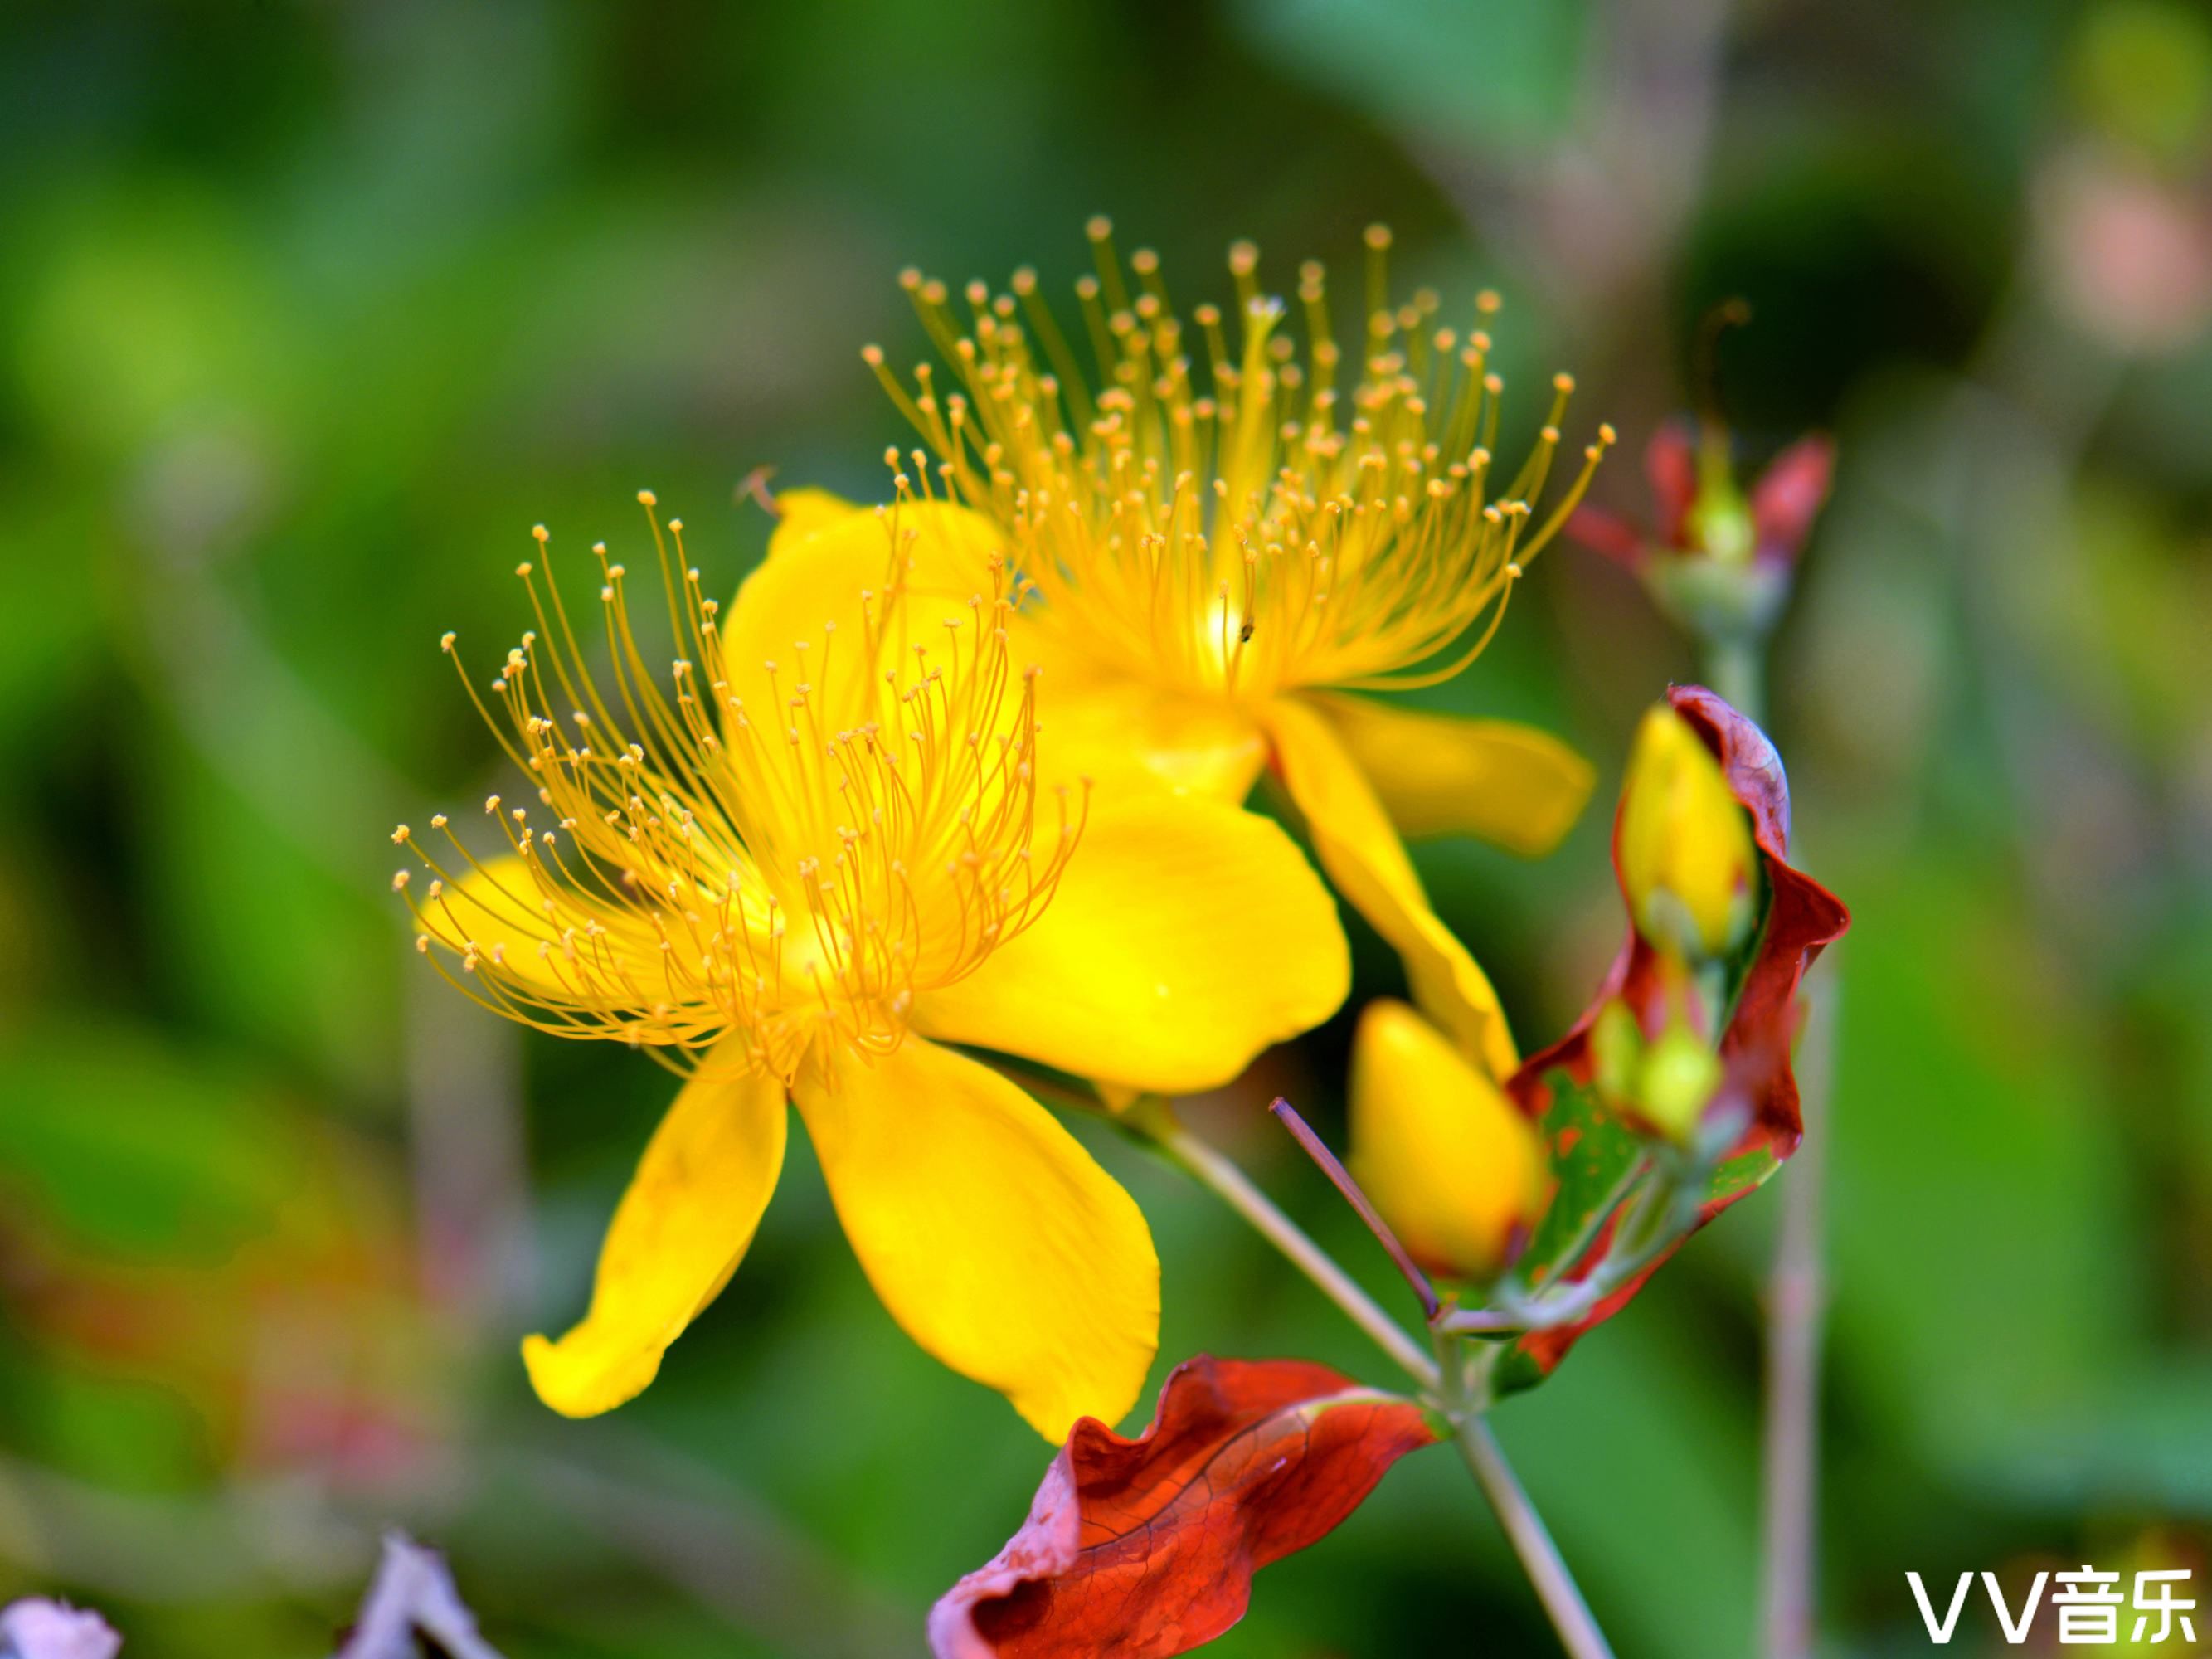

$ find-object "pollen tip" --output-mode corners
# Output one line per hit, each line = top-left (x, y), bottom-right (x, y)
(531, 523), (549, 542)
(440, 631), (456, 651)
(637, 489), (658, 507)
(391, 869), (411, 890)
(391, 824), (411, 844)
(1364, 223), (1392, 249)
(1085, 214), (1112, 241)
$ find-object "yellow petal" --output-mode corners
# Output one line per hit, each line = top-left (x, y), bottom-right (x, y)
(522, 1053), (787, 1416)
(1008, 611), (1270, 800)
(1349, 1000), (1549, 1281)
(763, 488), (861, 557)
(1313, 691), (1593, 855)
(722, 498), (1006, 718)
(912, 795), (1349, 1094)
(416, 854), (567, 995)
(1261, 696), (1519, 1078)
(793, 1038), (1158, 1441)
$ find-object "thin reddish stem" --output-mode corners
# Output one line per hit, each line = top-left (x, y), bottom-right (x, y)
(1269, 1097), (1441, 1320)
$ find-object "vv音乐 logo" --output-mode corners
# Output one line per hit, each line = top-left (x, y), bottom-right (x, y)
(1908, 1568), (2198, 1646)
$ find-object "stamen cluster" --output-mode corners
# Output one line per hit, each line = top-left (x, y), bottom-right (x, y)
(392, 494), (1081, 1082)
(871, 220), (1615, 697)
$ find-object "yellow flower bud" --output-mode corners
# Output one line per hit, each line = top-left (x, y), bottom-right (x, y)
(1616, 704), (1757, 961)
(1636, 1022), (1726, 1145)
(1349, 999), (1550, 1281)
(1590, 997), (1644, 1105)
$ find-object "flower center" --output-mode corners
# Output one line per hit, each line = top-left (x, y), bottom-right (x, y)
(870, 221), (1614, 700)
(394, 494), (1082, 1084)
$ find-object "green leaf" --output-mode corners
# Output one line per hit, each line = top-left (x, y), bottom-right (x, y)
(1512, 1069), (1643, 1291)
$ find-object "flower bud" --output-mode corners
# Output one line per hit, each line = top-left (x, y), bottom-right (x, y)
(1568, 419), (1833, 646)
(1636, 1022), (1726, 1145)
(1589, 997), (1645, 1104)
(1588, 994), (1726, 1146)
(1348, 999), (1549, 1282)
(1686, 427), (1755, 567)
(1616, 704), (1758, 961)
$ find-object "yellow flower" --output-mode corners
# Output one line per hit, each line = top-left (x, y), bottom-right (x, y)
(1616, 703), (1757, 961)
(868, 221), (1609, 1077)
(1348, 998), (1550, 1281)
(394, 492), (1349, 1440)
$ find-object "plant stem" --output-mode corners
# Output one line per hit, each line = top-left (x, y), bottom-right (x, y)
(1705, 637), (1833, 1659)
(1454, 1419), (1616, 1659)
(1703, 636), (1765, 714)
(1760, 974), (1835, 1659)
(1141, 1110), (1440, 1389)
(1145, 1106), (1615, 1658)
(1269, 1098), (1440, 1316)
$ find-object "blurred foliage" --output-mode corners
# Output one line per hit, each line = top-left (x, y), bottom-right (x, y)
(3, 1), (2212, 1655)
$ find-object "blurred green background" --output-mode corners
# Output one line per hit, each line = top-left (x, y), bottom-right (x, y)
(5, 0), (2212, 1653)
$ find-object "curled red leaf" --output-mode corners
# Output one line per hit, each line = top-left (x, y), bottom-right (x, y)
(930, 1355), (1439, 1658)
(1507, 685), (1850, 1374)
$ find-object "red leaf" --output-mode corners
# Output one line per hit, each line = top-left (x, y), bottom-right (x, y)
(1749, 435), (1835, 566)
(1506, 685), (1850, 1374)
(930, 1356), (1439, 1658)
(1565, 503), (1649, 571)
(1644, 418), (1699, 547)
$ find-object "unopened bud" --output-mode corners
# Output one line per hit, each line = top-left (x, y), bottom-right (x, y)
(1348, 999), (1550, 1281)
(1617, 704), (1757, 961)
(1590, 995), (1725, 1146)
(1637, 1022), (1725, 1144)
(1590, 997), (1644, 1104)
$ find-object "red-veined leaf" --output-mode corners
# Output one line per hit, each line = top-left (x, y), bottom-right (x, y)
(930, 1355), (1440, 1658)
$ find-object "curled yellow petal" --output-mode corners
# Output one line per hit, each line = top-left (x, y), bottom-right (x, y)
(523, 1054), (787, 1416)
(794, 1038), (1158, 1442)
(912, 794), (1349, 1095)
(1313, 691), (1593, 855)
(1349, 999), (1549, 1281)
(1262, 696), (1519, 1078)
